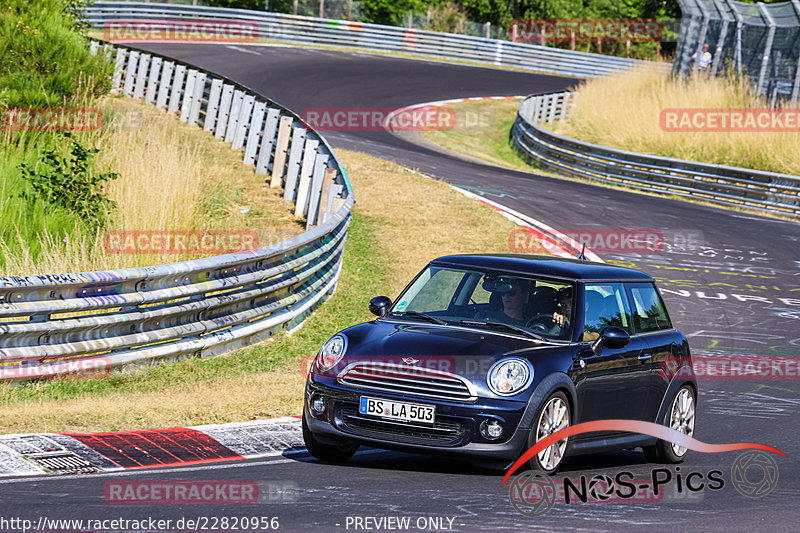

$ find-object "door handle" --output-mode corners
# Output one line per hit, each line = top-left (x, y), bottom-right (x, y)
(638, 353), (652, 362)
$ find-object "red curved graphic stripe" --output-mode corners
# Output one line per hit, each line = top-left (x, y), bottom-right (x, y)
(501, 419), (785, 486)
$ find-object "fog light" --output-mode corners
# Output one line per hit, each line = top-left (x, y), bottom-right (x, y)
(480, 419), (503, 440)
(310, 395), (325, 415)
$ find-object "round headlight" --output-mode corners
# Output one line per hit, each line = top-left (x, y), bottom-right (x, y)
(487, 358), (533, 396)
(316, 334), (348, 371)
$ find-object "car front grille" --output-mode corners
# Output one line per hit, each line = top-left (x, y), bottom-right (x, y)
(337, 405), (466, 446)
(337, 361), (477, 402)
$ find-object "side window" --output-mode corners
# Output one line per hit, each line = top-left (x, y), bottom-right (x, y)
(626, 283), (673, 333)
(583, 283), (633, 342)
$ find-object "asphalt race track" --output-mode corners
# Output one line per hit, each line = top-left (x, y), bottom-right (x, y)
(4, 43), (799, 532)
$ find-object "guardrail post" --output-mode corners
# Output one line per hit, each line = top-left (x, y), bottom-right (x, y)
(122, 50), (139, 96)
(180, 69), (198, 122)
(282, 126), (308, 201)
(215, 84), (235, 138)
(156, 61), (174, 109)
(255, 108), (281, 175)
(243, 101), (267, 165)
(305, 154), (330, 229)
(232, 94), (255, 149)
(133, 53), (149, 100)
(168, 64), (186, 114)
(547, 94), (557, 124)
(294, 139), (320, 216)
(270, 116), (294, 188)
(145, 56), (162, 104)
(112, 48), (126, 89)
(306, 163), (329, 231)
(224, 89), (245, 143)
(189, 72), (207, 125)
(532, 97), (541, 123)
(315, 167), (338, 227)
(324, 182), (344, 224)
(559, 93), (571, 120)
(111, 48), (127, 89)
(204, 78), (224, 132)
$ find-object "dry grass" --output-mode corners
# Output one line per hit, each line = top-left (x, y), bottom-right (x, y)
(550, 64), (800, 175)
(0, 148), (521, 433)
(1, 96), (304, 275)
(341, 150), (519, 295)
(10, 363), (306, 434)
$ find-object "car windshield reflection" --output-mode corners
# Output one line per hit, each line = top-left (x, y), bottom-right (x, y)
(387, 265), (575, 341)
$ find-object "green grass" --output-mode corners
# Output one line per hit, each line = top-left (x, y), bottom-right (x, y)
(420, 98), (533, 172)
(0, 134), (94, 265)
(0, 0), (114, 268)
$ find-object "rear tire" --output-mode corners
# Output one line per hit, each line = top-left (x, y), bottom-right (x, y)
(643, 385), (696, 464)
(302, 412), (359, 462)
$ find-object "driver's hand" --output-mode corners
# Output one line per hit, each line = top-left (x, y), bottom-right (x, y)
(553, 312), (567, 327)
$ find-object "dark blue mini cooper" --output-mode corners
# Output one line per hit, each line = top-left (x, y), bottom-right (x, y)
(303, 255), (697, 473)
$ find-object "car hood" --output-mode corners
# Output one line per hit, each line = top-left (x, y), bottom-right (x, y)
(340, 319), (553, 357)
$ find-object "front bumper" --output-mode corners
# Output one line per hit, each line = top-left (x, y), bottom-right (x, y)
(304, 377), (535, 465)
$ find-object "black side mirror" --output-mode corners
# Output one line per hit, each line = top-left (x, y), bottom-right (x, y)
(590, 326), (630, 355)
(369, 296), (392, 317)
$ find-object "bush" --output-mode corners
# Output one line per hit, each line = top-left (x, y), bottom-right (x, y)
(18, 133), (119, 230)
(0, 0), (111, 108)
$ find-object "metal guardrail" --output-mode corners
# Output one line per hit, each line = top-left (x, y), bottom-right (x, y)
(83, 1), (658, 78)
(0, 40), (355, 382)
(512, 92), (800, 218)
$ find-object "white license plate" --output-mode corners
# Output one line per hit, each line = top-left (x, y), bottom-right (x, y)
(359, 396), (435, 424)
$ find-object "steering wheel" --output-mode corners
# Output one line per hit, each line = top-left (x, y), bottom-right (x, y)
(526, 313), (557, 332)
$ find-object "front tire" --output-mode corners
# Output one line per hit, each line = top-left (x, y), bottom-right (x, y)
(302, 412), (359, 462)
(528, 391), (570, 474)
(643, 385), (696, 464)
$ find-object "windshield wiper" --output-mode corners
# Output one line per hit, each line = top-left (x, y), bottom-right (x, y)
(458, 320), (548, 342)
(388, 311), (447, 325)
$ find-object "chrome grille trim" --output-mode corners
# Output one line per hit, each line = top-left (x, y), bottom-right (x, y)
(338, 405), (465, 446)
(337, 361), (478, 402)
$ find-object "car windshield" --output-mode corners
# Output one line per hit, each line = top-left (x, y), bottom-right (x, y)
(388, 265), (575, 340)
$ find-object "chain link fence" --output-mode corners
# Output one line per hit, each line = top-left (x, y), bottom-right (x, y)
(674, 0), (800, 106)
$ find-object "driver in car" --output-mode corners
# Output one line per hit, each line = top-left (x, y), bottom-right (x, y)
(490, 278), (530, 326)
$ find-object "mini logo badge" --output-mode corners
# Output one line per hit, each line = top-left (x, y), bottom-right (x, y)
(402, 357), (420, 365)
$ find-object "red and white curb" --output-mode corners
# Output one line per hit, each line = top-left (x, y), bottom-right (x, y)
(0, 417), (303, 477)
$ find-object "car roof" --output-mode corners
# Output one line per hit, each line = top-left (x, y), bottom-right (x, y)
(430, 254), (654, 282)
